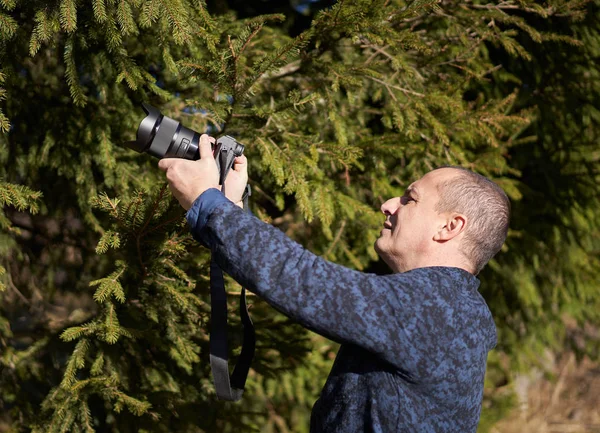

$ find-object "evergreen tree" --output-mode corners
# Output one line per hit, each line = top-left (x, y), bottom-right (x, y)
(0, 1), (597, 432)
(473, 3), (600, 427)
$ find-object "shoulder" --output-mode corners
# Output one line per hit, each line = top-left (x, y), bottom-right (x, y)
(388, 266), (480, 298)
(399, 266), (497, 348)
(404, 266), (478, 284)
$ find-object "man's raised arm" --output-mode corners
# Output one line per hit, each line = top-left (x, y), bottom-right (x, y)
(187, 188), (455, 378)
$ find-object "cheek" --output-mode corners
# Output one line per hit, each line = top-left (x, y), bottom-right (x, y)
(414, 212), (438, 245)
(393, 207), (428, 244)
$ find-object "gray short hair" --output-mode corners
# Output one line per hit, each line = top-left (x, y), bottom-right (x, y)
(434, 167), (511, 275)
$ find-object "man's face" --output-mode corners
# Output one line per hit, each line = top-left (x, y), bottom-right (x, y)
(374, 168), (457, 272)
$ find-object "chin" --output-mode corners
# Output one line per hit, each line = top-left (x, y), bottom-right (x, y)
(374, 237), (385, 256)
(374, 240), (403, 272)
(374, 239), (391, 262)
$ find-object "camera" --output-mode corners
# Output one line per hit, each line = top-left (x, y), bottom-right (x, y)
(125, 103), (244, 183)
(126, 104), (255, 401)
(126, 104), (254, 401)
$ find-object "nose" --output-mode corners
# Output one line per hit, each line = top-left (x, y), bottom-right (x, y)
(380, 197), (401, 216)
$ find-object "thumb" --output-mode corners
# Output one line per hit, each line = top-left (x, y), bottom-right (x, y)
(158, 158), (176, 172)
(232, 155), (247, 173)
(199, 134), (214, 160)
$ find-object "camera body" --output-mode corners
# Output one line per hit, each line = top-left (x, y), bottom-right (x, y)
(125, 103), (244, 183)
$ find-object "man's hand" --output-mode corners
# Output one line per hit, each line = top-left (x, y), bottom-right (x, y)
(158, 134), (249, 210)
(158, 134), (220, 210)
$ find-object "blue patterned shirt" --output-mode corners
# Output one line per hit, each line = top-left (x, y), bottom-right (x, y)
(187, 189), (497, 433)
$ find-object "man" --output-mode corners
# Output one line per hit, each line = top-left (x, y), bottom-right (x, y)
(158, 134), (511, 432)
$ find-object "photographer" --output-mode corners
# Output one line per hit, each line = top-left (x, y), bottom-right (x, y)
(158, 134), (510, 433)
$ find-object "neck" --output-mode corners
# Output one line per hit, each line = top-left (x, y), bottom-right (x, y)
(389, 249), (473, 275)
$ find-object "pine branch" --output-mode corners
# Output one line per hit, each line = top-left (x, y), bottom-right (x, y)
(0, 111), (8, 133)
(0, 182), (43, 216)
(59, 0), (77, 33)
(0, 265), (5, 293)
(140, 0), (160, 28)
(61, 323), (99, 342)
(463, 1), (581, 18)
(366, 75), (425, 98)
(60, 339), (89, 389)
(157, 0), (193, 46)
(103, 302), (120, 344)
(116, 0), (137, 35)
(64, 37), (88, 106)
(29, 10), (51, 56)
(90, 267), (126, 303)
(96, 230), (121, 254)
(90, 351), (104, 376)
(0, 0), (17, 12)
(0, 11), (17, 39)
(78, 401), (94, 433)
(92, 0), (107, 23)
(113, 391), (152, 416)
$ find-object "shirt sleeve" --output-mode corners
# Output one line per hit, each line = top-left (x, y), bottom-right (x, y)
(187, 189), (462, 378)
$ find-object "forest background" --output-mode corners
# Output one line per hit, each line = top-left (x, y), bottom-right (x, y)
(1, 0), (599, 432)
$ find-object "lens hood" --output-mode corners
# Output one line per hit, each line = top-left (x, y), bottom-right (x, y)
(125, 103), (199, 160)
(125, 103), (162, 153)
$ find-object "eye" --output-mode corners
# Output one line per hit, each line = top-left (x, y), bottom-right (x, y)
(401, 196), (415, 205)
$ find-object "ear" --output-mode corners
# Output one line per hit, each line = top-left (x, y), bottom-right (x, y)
(433, 213), (467, 242)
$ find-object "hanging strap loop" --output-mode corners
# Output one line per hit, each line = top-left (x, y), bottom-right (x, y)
(209, 170), (255, 401)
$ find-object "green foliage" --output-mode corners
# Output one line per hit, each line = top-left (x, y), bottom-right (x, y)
(476, 0), (600, 374)
(0, 181), (42, 231)
(0, 70), (9, 133)
(0, 0), (598, 431)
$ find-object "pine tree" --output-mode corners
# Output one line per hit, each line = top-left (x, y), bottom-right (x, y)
(473, 3), (600, 427)
(1, 1), (598, 432)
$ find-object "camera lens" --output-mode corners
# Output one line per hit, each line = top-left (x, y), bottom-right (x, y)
(125, 103), (201, 160)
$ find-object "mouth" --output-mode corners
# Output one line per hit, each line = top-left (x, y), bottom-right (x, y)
(383, 222), (393, 230)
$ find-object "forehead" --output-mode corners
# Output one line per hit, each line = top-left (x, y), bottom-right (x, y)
(412, 168), (458, 192)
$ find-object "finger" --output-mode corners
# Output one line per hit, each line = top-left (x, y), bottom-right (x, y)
(199, 134), (214, 159)
(158, 158), (175, 172)
(232, 155), (247, 172)
(208, 136), (216, 144)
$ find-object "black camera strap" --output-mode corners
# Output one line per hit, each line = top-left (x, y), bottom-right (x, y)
(209, 185), (255, 401)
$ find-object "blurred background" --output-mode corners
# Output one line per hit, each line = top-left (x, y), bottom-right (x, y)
(0, 0), (599, 432)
